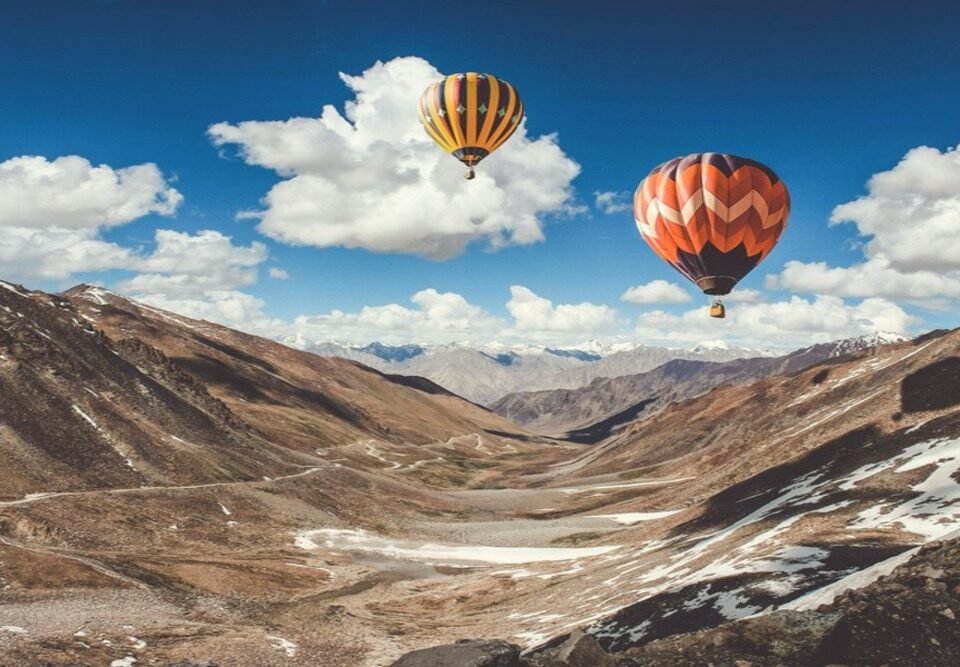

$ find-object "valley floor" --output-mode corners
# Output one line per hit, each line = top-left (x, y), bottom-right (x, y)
(0, 451), (698, 666)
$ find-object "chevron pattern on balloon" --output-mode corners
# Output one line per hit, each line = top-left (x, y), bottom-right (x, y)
(633, 153), (790, 295)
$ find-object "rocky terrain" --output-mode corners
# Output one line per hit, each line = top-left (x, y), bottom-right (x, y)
(2, 279), (959, 667)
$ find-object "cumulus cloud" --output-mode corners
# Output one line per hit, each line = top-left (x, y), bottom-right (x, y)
(635, 295), (914, 350)
(117, 229), (267, 295)
(0, 153), (278, 327)
(136, 290), (283, 334)
(0, 155), (183, 281)
(594, 190), (632, 214)
(280, 285), (621, 346)
(109, 229), (275, 332)
(770, 144), (960, 305)
(291, 288), (504, 344)
(621, 279), (692, 304)
(507, 285), (617, 333)
(268, 267), (289, 279)
(0, 155), (182, 230)
(209, 57), (580, 260)
(0, 226), (135, 280)
(769, 258), (960, 307)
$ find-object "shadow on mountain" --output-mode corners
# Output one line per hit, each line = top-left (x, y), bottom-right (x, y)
(174, 355), (368, 428)
(673, 425), (884, 535)
(483, 429), (548, 444)
(378, 372), (459, 398)
(543, 541), (903, 655)
(563, 397), (659, 444)
(173, 355), (271, 402)
(901, 357), (960, 413)
(191, 333), (281, 374)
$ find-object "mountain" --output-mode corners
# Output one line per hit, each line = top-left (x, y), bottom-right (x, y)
(4, 278), (959, 667)
(491, 328), (960, 660)
(492, 333), (912, 440)
(0, 280), (567, 665)
(393, 327), (960, 665)
(0, 281), (287, 494)
(305, 339), (772, 405)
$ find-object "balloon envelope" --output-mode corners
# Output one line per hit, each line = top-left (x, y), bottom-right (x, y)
(634, 153), (790, 295)
(418, 73), (524, 173)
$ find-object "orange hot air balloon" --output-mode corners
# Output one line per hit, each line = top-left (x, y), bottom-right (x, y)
(633, 153), (790, 318)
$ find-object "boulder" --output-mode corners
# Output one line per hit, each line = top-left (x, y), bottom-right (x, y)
(391, 639), (523, 667)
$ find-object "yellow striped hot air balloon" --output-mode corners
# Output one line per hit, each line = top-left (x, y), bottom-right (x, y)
(418, 72), (524, 179)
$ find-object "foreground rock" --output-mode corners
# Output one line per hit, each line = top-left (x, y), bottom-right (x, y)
(527, 629), (623, 666)
(391, 639), (522, 667)
(623, 610), (839, 666)
(810, 538), (960, 666)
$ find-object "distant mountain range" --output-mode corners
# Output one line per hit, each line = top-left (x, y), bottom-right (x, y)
(491, 332), (911, 440)
(293, 338), (777, 404)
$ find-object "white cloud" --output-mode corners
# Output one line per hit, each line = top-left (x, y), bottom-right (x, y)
(621, 279), (692, 304)
(111, 229), (273, 331)
(594, 190), (631, 214)
(770, 144), (960, 305)
(208, 57), (580, 260)
(0, 155), (183, 281)
(0, 155), (277, 334)
(268, 267), (289, 279)
(0, 155), (182, 230)
(137, 290), (281, 332)
(0, 226), (135, 280)
(410, 288), (499, 330)
(277, 286), (620, 346)
(634, 295), (914, 350)
(769, 258), (960, 307)
(291, 288), (504, 344)
(832, 145), (960, 272)
(507, 285), (617, 333)
(117, 229), (267, 296)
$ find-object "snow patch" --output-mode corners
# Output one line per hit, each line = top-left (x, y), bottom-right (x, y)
(586, 511), (682, 524)
(782, 546), (920, 611)
(295, 528), (619, 564)
(848, 437), (960, 538)
(560, 477), (694, 494)
(268, 635), (297, 657)
(72, 405), (98, 428)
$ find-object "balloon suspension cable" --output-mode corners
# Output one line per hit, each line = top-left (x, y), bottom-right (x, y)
(465, 166), (476, 180)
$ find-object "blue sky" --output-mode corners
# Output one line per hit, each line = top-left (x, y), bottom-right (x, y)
(2, 0), (959, 348)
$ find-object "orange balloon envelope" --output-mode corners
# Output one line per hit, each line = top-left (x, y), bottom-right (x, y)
(633, 153), (790, 296)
